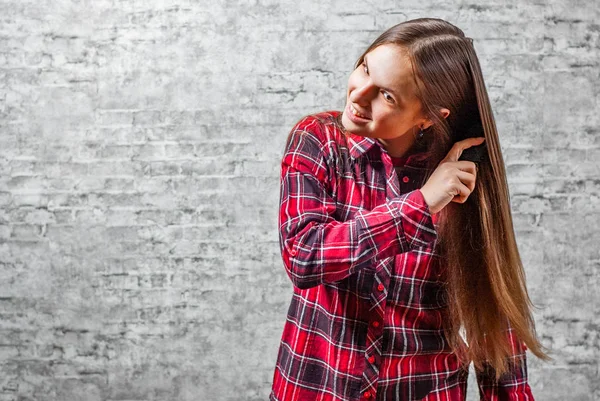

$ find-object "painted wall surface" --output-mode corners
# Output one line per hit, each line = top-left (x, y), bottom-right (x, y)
(0, 1), (598, 400)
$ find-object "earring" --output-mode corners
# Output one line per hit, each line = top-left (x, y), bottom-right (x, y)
(418, 127), (425, 139)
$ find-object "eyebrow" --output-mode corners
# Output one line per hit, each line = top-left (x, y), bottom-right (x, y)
(364, 55), (402, 100)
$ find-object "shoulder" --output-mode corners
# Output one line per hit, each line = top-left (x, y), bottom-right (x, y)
(283, 110), (345, 161)
(282, 111), (344, 178)
(286, 111), (344, 148)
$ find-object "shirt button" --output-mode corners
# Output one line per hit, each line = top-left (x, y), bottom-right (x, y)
(364, 390), (372, 399)
(368, 356), (375, 364)
(372, 321), (380, 328)
(377, 283), (384, 291)
(402, 176), (410, 183)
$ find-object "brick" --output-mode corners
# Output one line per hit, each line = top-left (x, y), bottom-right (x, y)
(0, 2), (598, 400)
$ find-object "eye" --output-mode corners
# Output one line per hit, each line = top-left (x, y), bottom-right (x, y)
(382, 91), (395, 103)
(362, 62), (369, 74)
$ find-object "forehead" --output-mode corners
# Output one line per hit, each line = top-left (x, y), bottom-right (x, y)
(364, 44), (419, 100)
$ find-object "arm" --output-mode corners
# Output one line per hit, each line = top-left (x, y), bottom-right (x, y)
(279, 121), (437, 289)
(475, 327), (535, 401)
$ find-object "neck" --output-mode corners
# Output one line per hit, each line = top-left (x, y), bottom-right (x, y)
(377, 134), (418, 158)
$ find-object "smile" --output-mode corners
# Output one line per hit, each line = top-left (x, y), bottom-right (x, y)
(350, 104), (370, 120)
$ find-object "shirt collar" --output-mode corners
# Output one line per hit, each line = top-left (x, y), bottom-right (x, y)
(345, 131), (379, 160)
(333, 111), (430, 167)
(400, 150), (430, 168)
(345, 131), (430, 168)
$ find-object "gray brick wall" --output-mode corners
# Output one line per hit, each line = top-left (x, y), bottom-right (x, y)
(0, 1), (598, 400)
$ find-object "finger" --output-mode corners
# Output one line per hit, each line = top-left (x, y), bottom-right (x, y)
(445, 137), (486, 162)
(456, 170), (476, 192)
(447, 160), (477, 175)
(451, 181), (473, 203)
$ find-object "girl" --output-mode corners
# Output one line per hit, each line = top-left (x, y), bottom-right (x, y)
(270, 18), (549, 401)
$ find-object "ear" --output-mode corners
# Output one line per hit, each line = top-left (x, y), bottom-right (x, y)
(439, 108), (450, 119)
(421, 108), (451, 130)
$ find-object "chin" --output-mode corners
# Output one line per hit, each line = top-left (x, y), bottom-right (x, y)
(341, 113), (366, 136)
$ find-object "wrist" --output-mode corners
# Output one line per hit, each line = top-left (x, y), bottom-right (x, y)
(419, 187), (438, 215)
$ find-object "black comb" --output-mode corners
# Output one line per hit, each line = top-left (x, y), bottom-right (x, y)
(458, 122), (487, 163)
(459, 143), (487, 163)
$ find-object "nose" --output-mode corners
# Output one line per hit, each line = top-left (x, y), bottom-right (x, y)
(350, 81), (375, 106)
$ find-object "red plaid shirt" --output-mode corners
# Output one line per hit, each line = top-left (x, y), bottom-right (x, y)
(270, 111), (534, 401)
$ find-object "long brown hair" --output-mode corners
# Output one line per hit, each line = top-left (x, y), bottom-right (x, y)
(356, 18), (551, 379)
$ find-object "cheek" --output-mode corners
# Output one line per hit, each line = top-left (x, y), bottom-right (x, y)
(372, 106), (398, 123)
(373, 110), (408, 131)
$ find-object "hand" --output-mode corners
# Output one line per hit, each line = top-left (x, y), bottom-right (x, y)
(420, 137), (485, 215)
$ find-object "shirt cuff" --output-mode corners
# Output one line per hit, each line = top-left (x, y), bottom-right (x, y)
(390, 189), (438, 249)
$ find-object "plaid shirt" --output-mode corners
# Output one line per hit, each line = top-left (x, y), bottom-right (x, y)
(270, 111), (534, 401)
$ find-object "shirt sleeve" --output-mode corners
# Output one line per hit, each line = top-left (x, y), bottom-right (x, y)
(278, 120), (437, 290)
(475, 326), (535, 401)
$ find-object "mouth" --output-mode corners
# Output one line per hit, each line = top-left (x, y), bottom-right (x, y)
(347, 103), (371, 121)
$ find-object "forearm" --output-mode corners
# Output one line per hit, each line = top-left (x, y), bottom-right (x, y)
(280, 171), (437, 289)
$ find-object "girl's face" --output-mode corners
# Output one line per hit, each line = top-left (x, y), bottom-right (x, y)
(341, 44), (431, 147)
